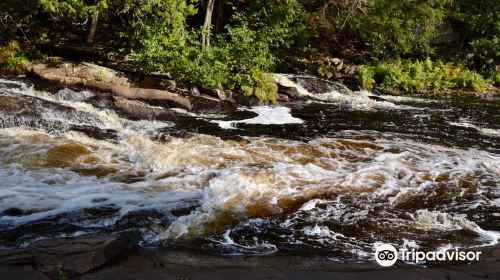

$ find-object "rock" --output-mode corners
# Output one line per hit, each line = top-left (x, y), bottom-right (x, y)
(278, 94), (290, 102)
(368, 95), (387, 102)
(277, 84), (299, 99)
(139, 75), (176, 90)
(0, 265), (50, 280)
(190, 95), (222, 113)
(343, 65), (356, 75)
(0, 94), (117, 139)
(199, 88), (232, 101)
(31, 62), (192, 111)
(113, 96), (177, 121)
(190, 86), (201, 96)
(29, 235), (131, 277)
(234, 94), (260, 107)
(0, 249), (32, 265)
(331, 81), (353, 95)
(0, 96), (24, 112)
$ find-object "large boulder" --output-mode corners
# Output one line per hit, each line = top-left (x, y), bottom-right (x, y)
(29, 235), (131, 278)
(31, 62), (193, 111)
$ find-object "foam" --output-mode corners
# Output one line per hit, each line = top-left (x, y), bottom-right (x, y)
(448, 119), (500, 137)
(274, 74), (425, 111)
(212, 106), (304, 129)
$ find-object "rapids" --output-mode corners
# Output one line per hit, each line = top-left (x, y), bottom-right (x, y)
(0, 76), (498, 261)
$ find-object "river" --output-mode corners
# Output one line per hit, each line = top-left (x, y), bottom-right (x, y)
(0, 76), (498, 262)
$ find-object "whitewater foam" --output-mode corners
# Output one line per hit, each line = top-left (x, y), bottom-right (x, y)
(212, 106), (304, 129)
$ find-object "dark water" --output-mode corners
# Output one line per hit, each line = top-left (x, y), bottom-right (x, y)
(0, 77), (498, 262)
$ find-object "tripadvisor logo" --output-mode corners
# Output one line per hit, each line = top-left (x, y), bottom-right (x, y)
(374, 244), (482, 267)
(375, 244), (398, 267)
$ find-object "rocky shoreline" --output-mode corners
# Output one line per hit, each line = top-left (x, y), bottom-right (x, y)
(0, 233), (498, 280)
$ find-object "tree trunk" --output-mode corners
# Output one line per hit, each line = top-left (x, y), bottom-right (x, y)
(214, 0), (225, 34)
(201, 0), (216, 49)
(86, 7), (99, 44)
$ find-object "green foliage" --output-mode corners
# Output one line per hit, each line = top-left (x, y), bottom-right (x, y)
(135, 3), (280, 102)
(0, 41), (30, 74)
(357, 65), (375, 90)
(236, 69), (278, 102)
(231, 0), (308, 49)
(345, 0), (452, 59)
(57, 271), (69, 280)
(455, 0), (499, 77)
(2, 0), (498, 99)
(38, 0), (108, 18)
(485, 70), (500, 86)
(358, 59), (487, 93)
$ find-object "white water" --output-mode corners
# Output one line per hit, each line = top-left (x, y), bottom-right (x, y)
(274, 74), (422, 111)
(211, 106), (304, 129)
(0, 78), (499, 257)
(448, 118), (500, 137)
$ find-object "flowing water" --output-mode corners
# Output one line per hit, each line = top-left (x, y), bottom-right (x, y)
(0, 76), (499, 261)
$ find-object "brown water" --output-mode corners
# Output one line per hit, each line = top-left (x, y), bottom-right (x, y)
(0, 77), (498, 262)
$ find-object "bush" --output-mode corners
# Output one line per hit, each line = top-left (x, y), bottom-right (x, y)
(358, 59), (487, 92)
(0, 41), (31, 74)
(357, 65), (375, 90)
(136, 22), (279, 102)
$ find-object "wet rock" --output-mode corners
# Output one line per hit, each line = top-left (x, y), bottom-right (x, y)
(0, 94), (117, 139)
(278, 94), (290, 102)
(368, 95), (387, 102)
(277, 84), (299, 99)
(190, 95), (222, 113)
(0, 96), (24, 112)
(113, 96), (177, 121)
(29, 235), (131, 277)
(1, 208), (25, 216)
(234, 94), (260, 107)
(87, 92), (116, 109)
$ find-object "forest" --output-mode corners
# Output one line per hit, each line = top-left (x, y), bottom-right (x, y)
(1, 0), (499, 100)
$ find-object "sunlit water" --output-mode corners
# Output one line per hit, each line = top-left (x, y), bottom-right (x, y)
(0, 77), (498, 261)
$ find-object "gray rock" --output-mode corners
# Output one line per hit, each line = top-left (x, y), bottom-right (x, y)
(277, 84), (299, 99)
(29, 235), (131, 277)
(0, 265), (50, 280)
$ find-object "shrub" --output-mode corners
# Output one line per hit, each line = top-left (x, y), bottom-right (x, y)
(0, 41), (31, 74)
(237, 69), (278, 103)
(136, 22), (279, 102)
(357, 65), (375, 90)
(358, 59), (487, 93)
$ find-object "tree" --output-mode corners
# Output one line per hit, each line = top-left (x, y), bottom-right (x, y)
(202, 0), (216, 48)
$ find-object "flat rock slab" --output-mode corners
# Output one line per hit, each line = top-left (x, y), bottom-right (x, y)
(30, 235), (131, 277)
(72, 247), (500, 280)
(0, 265), (51, 280)
(0, 235), (132, 278)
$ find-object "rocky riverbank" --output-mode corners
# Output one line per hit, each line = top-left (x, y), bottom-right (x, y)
(1, 233), (499, 280)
